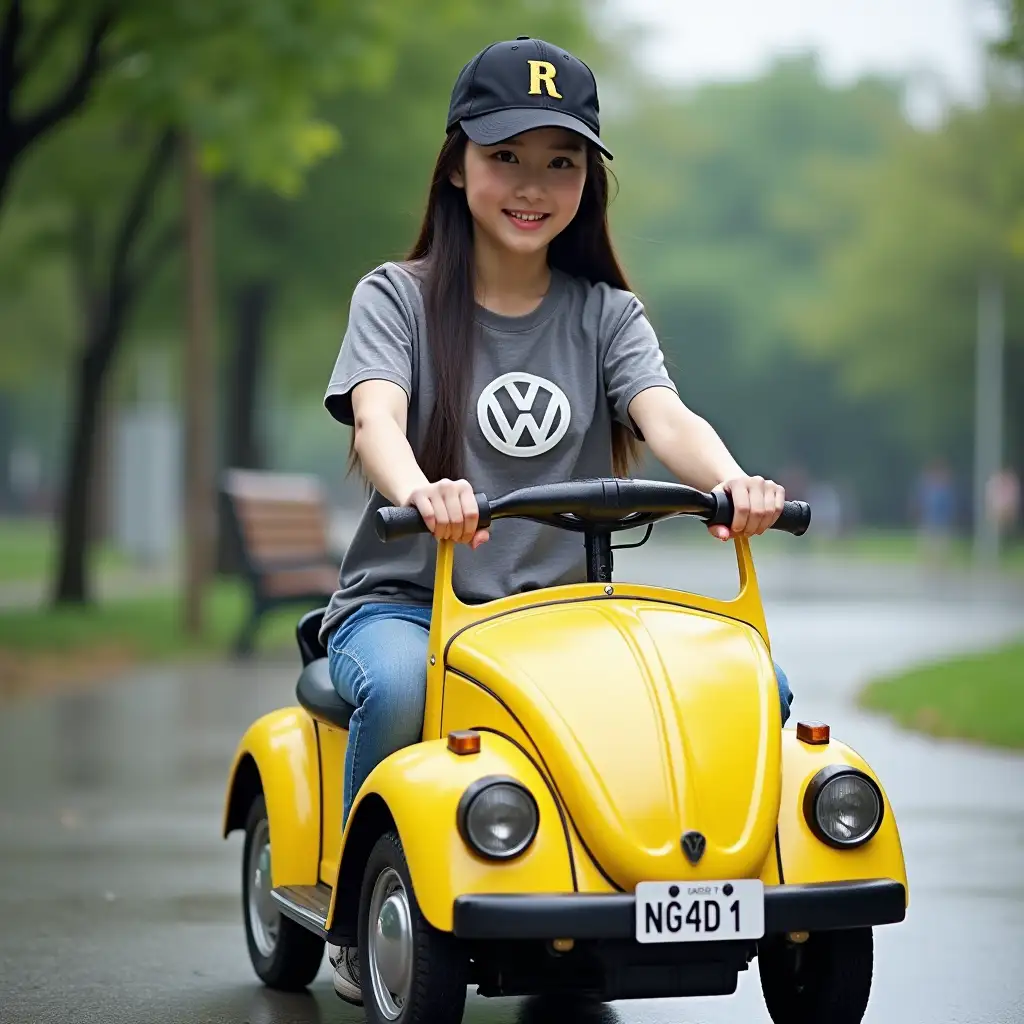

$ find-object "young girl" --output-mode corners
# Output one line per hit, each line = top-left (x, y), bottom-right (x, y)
(320, 36), (792, 1004)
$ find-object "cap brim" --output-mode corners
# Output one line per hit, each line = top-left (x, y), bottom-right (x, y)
(460, 108), (613, 159)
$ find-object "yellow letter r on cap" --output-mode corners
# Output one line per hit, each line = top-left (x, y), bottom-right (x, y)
(527, 60), (563, 99)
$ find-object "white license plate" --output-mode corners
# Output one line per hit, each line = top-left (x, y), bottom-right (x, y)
(635, 879), (765, 943)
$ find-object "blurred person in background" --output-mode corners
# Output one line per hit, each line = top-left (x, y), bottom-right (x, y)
(913, 458), (956, 563)
(986, 468), (1020, 540)
(317, 37), (791, 1004)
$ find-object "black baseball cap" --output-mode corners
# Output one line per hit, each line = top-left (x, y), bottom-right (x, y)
(446, 37), (613, 159)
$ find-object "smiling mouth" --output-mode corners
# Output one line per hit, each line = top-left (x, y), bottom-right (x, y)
(504, 210), (550, 229)
(505, 210), (548, 221)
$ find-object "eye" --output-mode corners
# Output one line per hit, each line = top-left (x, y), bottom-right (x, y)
(550, 155), (577, 169)
(492, 150), (518, 163)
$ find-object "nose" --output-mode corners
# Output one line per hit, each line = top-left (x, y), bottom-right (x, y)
(513, 167), (546, 205)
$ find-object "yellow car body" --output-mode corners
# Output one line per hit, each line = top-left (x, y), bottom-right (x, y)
(224, 482), (907, 1018)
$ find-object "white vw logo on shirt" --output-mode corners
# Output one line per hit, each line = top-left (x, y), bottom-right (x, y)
(477, 371), (571, 457)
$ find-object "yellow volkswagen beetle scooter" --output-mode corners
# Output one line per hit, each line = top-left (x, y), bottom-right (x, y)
(223, 477), (908, 1024)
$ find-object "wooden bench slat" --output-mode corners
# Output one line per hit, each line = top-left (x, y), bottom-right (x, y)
(234, 496), (329, 515)
(238, 508), (328, 531)
(241, 518), (329, 544)
(248, 543), (332, 564)
(221, 468), (342, 655)
(236, 509), (328, 530)
(223, 469), (326, 502)
(262, 566), (339, 599)
(242, 528), (330, 559)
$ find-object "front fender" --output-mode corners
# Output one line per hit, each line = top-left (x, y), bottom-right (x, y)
(222, 707), (320, 888)
(327, 732), (575, 935)
(776, 730), (908, 902)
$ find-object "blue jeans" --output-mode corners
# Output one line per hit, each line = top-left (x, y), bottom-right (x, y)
(328, 602), (794, 829)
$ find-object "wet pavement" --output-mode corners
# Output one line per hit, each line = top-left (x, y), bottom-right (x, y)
(1, 542), (1023, 1024)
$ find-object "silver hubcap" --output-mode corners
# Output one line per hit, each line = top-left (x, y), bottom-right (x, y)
(247, 818), (280, 957)
(367, 867), (413, 1020)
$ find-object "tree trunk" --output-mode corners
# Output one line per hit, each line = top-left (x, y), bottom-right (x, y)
(227, 280), (273, 471)
(53, 341), (110, 604)
(217, 279), (274, 574)
(88, 383), (115, 544)
(49, 129), (177, 607)
(0, 0), (22, 223)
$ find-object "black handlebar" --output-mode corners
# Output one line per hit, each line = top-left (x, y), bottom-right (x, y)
(374, 478), (810, 543)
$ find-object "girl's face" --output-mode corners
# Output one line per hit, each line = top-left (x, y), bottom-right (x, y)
(451, 127), (588, 257)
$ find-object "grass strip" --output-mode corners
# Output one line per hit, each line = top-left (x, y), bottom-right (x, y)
(858, 639), (1024, 750)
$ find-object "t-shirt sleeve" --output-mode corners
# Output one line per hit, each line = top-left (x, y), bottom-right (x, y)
(324, 269), (414, 426)
(603, 293), (677, 436)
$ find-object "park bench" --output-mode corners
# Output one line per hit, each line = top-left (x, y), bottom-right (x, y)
(221, 469), (341, 655)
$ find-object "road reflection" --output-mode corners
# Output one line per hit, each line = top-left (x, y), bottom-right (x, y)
(228, 990), (624, 1024)
(513, 995), (623, 1024)
(243, 987), (325, 1024)
(0, 655), (298, 803)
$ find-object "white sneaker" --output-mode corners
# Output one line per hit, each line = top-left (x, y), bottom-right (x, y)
(328, 943), (362, 1005)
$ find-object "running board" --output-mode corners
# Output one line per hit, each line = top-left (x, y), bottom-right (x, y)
(271, 884), (332, 938)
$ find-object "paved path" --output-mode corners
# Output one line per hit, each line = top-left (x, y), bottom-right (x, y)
(0, 540), (1022, 1023)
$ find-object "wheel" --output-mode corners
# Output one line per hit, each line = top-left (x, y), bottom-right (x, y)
(242, 794), (324, 990)
(358, 829), (469, 1024)
(758, 927), (873, 1024)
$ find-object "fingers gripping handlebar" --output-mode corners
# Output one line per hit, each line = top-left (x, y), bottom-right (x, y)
(705, 491), (811, 536)
(374, 478), (810, 543)
(376, 495), (492, 542)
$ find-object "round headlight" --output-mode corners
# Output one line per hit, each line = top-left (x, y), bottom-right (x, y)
(803, 767), (884, 848)
(457, 777), (539, 860)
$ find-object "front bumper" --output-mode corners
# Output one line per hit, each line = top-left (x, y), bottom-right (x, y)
(452, 878), (906, 940)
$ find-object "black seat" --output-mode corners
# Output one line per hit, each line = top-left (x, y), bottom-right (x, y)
(296, 659), (354, 729)
(294, 607), (355, 729)
(297, 606), (329, 666)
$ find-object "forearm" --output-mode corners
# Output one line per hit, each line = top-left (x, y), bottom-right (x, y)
(352, 410), (429, 506)
(643, 401), (745, 492)
(628, 387), (783, 537)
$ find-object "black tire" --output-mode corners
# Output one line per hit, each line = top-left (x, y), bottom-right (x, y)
(759, 927), (874, 1024)
(358, 829), (469, 1024)
(242, 794), (325, 991)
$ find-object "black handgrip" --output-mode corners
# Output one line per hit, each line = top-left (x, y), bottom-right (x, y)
(374, 505), (427, 541)
(775, 500), (811, 536)
(375, 493), (492, 543)
(707, 493), (811, 537)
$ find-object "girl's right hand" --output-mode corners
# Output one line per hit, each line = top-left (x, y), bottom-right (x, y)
(405, 478), (490, 549)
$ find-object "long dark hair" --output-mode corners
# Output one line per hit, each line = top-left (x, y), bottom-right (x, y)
(357, 126), (640, 482)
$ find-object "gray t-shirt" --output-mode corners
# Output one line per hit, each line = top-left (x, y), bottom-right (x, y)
(319, 260), (677, 644)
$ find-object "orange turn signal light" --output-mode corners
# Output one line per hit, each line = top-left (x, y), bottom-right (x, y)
(796, 721), (830, 745)
(448, 730), (481, 755)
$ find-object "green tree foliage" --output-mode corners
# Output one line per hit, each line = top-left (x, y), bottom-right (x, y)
(0, 0), (408, 214)
(791, 98), (1024, 483)
(5, 5), (1020, 563)
(605, 57), (915, 512)
(0, 0), (420, 399)
(0, 0), (425, 603)
(784, 16), (1024, 485)
(992, 0), (1024, 66)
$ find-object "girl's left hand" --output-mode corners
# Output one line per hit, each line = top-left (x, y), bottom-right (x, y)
(708, 475), (785, 540)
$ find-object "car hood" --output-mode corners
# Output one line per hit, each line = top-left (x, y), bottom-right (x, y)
(445, 597), (781, 890)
